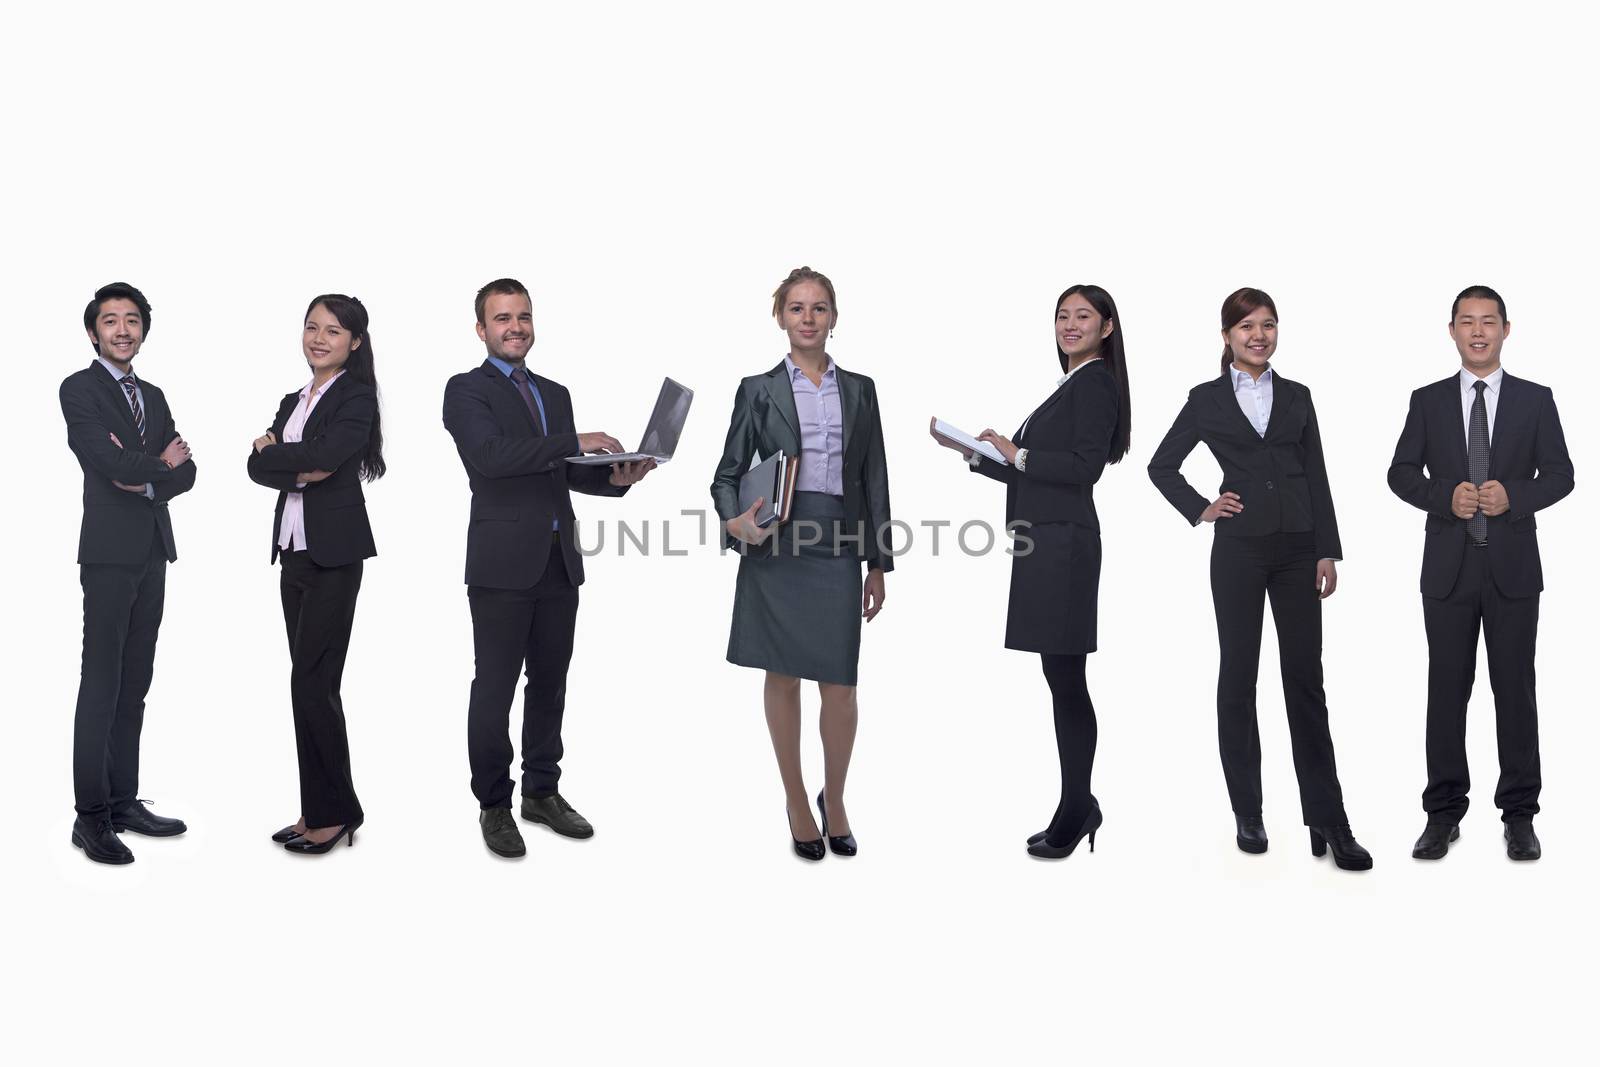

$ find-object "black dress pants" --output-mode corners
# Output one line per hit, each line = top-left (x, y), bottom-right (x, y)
(1209, 532), (1347, 826)
(467, 539), (579, 809)
(1422, 544), (1541, 822)
(73, 540), (167, 819)
(279, 550), (365, 827)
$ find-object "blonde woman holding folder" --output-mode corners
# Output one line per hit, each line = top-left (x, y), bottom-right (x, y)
(931, 284), (1132, 859)
(710, 266), (894, 862)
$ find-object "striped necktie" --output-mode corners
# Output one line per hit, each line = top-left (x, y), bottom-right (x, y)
(1467, 380), (1490, 544)
(120, 374), (147, 443)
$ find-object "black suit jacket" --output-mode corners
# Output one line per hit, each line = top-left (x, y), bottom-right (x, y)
(443, 360), (627, 589)
(246, 374), (379, 568)
(60, 362), (197, 564)
(709, 361), (894, 572)
(1148, 370), (1342, 560)
(1387, 371), (1573, 599)
(970, 359), (1118, 530)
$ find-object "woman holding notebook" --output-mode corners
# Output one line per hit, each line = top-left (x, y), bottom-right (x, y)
(930, 284), (1132, 859)
(710, 266), (894, 862)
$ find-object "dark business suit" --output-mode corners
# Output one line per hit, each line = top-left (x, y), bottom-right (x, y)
(60, 361), (197, 819)
(971, 359), (1119, 843)
(1149, 370), (1347, 826)
(443, 360), (628, 809)
(1387, 371), (1573, 822)
(709, 361), (894, 571)
(971, 359), (1117, 653)
(247, 374), (378, 827)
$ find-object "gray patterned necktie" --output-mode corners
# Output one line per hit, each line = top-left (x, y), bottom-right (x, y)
(1467, 380), (1489, 544)
(120, 374), (146, 443)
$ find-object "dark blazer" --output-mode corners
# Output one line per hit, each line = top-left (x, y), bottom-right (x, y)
(443, 360), (627, 589)
(60, 362), (197, 564)
(710, 361), (894, 572)
(971, 359), (1118, 529)
(246, 374), (379, 568)
(1148, 370), (1342, 560)
(1387, 371), (1573, 599)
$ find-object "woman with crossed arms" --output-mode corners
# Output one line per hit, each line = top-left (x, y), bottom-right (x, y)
(247, 294), (386, 856)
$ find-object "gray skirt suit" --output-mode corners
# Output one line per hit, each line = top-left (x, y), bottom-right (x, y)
(710, 361), (895, 686)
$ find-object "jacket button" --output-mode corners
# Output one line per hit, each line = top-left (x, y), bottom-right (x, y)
(1266, 480), (1275, 489)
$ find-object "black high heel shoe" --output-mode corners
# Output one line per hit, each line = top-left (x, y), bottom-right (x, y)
(787, 807), (824, 862)
(271, 824), (304, 844)
(816, 791), (857, 857)
(1028, 794), (1098, 848)
(1027, 800), (1102, 859)
(284, 817), (362, 855)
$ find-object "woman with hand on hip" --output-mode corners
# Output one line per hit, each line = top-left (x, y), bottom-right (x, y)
(1147, 288), (1371, 871)
(710, 267), (893, 861)
(931, 284), (1131, 859)
(246, 294), (385, 855)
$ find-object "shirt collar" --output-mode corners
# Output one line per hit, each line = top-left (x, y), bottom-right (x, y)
(1460, 366), (1504, 395)
(486, 355), (529, 379)
(301, 368), (347, 400)
(1231, 363), (1272, 390)
(784, 354), (836, 381)
(1061, 356), (1103, 387)
(97, 356), (134, 382)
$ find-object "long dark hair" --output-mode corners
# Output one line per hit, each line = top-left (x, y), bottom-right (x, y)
(1055, 284), (1131, 464)
(1219, 287), (1278, 375)
(306, 293), (386, 482)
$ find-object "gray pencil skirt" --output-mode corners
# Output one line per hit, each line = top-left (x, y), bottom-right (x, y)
(726, 491), (864, 686)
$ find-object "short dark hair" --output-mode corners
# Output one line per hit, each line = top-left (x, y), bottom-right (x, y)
(83, 282), (152, 350)
(1451, 285), (1507, 322)
(475, 277), (530, 324)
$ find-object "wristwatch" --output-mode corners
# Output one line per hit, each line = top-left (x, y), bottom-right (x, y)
(1015, 448), (1029, 472)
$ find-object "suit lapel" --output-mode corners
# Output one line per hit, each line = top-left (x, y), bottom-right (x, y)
(1212, 371), (1261, 439)
(300, 373), (347, 439)
(1262, 373), (1292, 440)
(763, 363), (801, 444)
(1489, 371), (1520, 475)
(94, 362), (142, 443)
(1440, 375), (1469, 477)
(532, 370), (569, 436)
(838, 365), (861, 454)
(481, 361), (543, 436)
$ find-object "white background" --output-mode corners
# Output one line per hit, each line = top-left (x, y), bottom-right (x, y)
(3, 2), (1594, 1063)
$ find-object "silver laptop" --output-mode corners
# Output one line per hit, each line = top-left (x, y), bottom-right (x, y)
(566, 377), (694, 465)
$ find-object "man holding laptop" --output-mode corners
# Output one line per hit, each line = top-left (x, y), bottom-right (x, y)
(443, 277), (673, 858)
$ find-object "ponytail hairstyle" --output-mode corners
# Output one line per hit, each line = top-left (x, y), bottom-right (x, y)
(1219, 287), (1278, 375)
(1055, 284), (1131, 464)
(305, 293), (386, 482)
(771, 266), (838, 323)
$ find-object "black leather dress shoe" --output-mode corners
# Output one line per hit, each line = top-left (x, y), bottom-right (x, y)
(1412, 822), (1460, 860)
(110, 799), (187, 837)
(816, 791), (857, 856)
(1309, 825), (1374, 871)
(1235, 814), (1268, 854)
(788, 806), (824, 862)
(271, 824), (304, 844)
(1504, 818), (1541, 861)
(72, 816), (134, 865)
(520, 793), (594, 839)
(481, 808), (526, 858)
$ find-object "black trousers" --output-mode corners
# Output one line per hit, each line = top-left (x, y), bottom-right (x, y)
(467, 539), (579, 809)
(1040, 653), (1097, 845)
(73, 540), (168, 819)
(279, 551), (365, 827)
(1209, 532), (1347, 826)
(1422, 544), (1541, 822)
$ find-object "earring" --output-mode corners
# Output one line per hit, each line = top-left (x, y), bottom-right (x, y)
(829, 328), (834, 339)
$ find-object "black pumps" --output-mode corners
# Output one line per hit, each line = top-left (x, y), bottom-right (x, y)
(816, 791), (857, 857)
(284, 817), (362, 855)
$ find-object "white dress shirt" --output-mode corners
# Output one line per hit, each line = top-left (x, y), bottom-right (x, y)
(1459, 366), (1503, 446)
(277, 370), (345, 552)
(1232, 364), (1273, 437)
